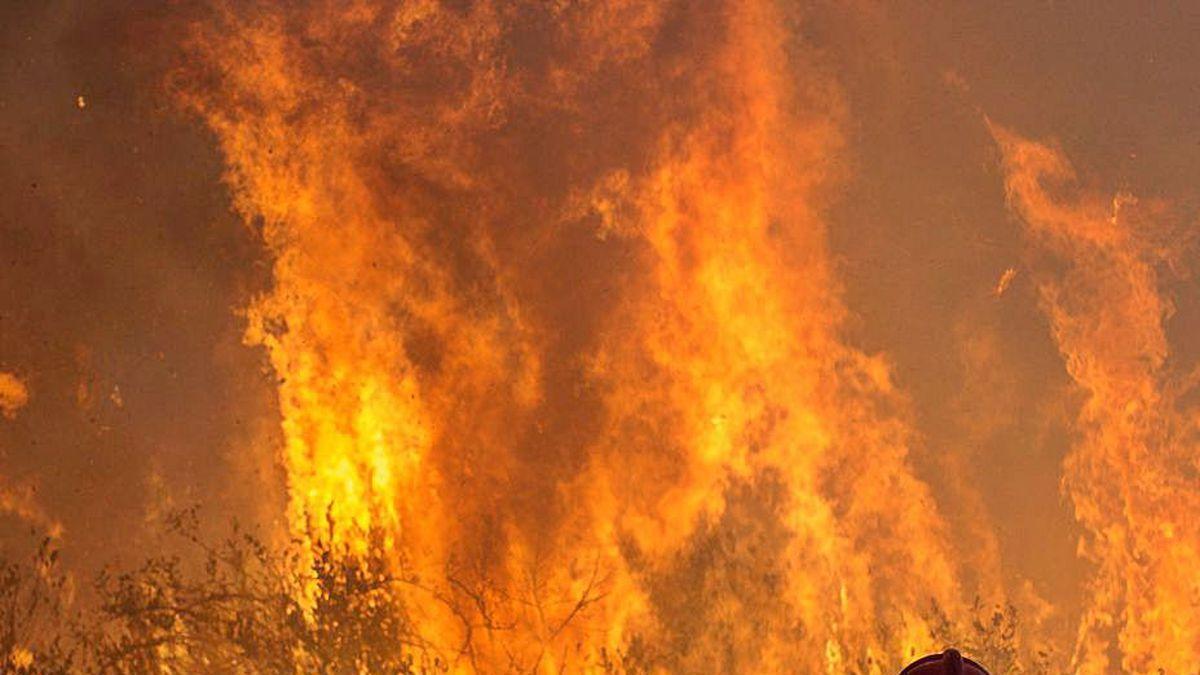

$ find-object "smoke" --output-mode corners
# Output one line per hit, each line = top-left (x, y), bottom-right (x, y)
(0, 0), (282, 577)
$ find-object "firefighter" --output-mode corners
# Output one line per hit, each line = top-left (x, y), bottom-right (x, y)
(899, 648), (989, 675)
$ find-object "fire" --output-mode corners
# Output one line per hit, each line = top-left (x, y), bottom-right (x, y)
(0, 372), (28, 419)
(175, 0), (975, 670)
(12, 1), (1200, 670)
(993, 123), (1200, 673)
(152, 0), (1200, 670)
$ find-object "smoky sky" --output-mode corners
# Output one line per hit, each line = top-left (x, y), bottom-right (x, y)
(0, 0), (282, 572)
(3, 0), (1200, 632)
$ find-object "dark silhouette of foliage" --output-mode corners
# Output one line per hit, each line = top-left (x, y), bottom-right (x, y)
(0, 534), (74, 673)
(81, 508), (446, 673)
(0, 514), (1059, 674)
(0, 511), (447, 673)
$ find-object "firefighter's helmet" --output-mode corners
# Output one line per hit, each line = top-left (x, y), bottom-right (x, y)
(899, 649), (989, 675)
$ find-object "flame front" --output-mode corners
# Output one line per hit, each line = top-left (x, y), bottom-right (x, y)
(176, 0), (973, 670)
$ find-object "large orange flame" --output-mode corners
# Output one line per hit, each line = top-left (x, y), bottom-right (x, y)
(175, 0), (992, 670)
(994, 123), (1200, 673)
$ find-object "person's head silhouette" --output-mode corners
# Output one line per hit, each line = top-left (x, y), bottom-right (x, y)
(899, 649), (989, 675)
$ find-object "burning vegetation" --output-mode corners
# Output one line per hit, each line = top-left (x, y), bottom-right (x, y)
(2, 0), (1200, 673)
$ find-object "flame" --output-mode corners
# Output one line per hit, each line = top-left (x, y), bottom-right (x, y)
(174, 0), (984, 670)
(993, 123), (1200, 673)
(0, 372), (29, 419)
